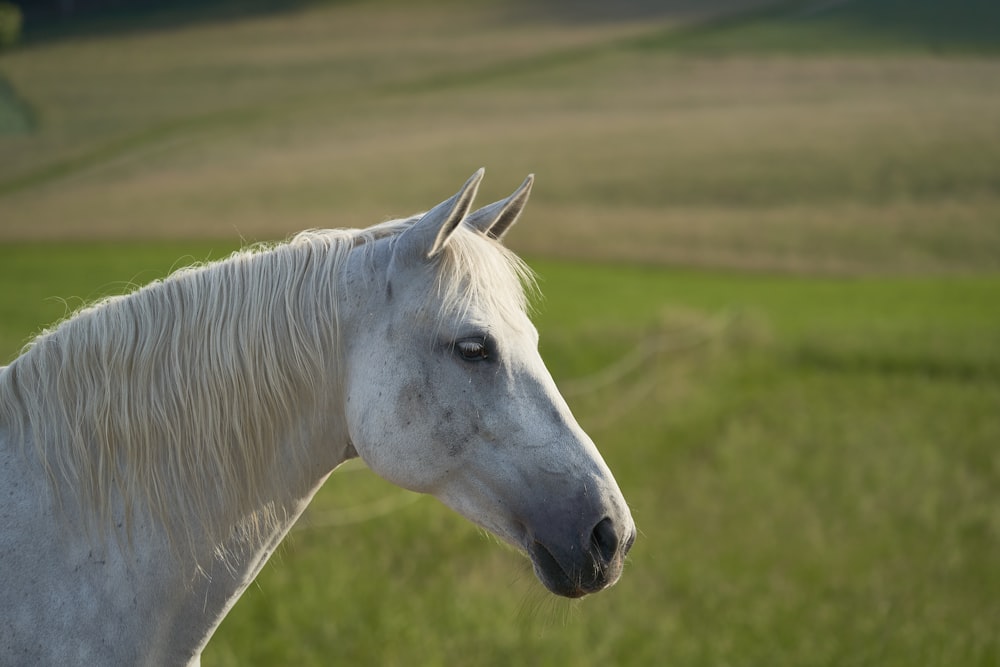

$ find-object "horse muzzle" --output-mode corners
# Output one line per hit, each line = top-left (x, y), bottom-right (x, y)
(528, 516), (637, 598)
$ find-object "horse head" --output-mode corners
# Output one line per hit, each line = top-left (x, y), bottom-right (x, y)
(341, 170), (635, 597)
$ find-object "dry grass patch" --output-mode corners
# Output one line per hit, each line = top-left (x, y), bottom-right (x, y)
(3, 3), (999, 277)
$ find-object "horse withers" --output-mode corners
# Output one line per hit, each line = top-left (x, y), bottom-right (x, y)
(0, 169), (635, 665)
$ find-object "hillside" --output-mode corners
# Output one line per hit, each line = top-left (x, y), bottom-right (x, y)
(2, 0), (999, 275)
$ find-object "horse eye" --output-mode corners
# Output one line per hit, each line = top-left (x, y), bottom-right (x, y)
(456, 338), (489, 362)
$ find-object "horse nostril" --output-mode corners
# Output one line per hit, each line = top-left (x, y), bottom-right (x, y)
(590, 517), (619, 565)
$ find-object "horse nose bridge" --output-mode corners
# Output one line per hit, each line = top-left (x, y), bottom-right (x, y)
(529, 411), (632, 536)
(535, 468), (631, 552)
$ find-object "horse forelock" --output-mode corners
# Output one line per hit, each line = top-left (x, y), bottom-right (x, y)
(426, 224), (537, 338)
(0, 217), (533, 560)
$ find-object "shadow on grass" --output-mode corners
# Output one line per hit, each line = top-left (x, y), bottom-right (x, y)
(631, 0), (1000, 54)
(15, 0), (340, 46)
(15, 0), (1000, 52)
(822, 0), (1000, 51)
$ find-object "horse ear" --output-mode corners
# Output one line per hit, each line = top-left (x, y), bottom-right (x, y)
(398, 168), (485, 260)
(464, 174), (534, 241)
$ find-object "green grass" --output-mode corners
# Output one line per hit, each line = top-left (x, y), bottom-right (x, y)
(1, 0), (999, 664)
(0, 73), (34, 134)
(1, 245), (997, 666)
(0, 241), (239, 355)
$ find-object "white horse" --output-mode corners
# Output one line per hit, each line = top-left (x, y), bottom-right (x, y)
(0, 170), (635, 666)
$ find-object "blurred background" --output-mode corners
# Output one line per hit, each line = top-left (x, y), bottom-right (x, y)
(1, 0), (998, 664)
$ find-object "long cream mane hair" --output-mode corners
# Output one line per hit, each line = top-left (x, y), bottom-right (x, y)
(0, 219), (533, 556)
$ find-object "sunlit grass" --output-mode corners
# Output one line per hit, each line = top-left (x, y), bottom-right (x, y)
(1, 245), (997, 665)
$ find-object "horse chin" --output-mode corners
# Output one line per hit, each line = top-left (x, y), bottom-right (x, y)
(528, 541), (619, 599)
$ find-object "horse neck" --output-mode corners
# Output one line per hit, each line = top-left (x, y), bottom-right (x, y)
(0, 242), (375, 665)
(171, 246), (360, 554)
(171, 242), (388, 658)
(3, 241), (361, 560)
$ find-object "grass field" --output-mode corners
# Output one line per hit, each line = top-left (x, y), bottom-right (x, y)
(1, 0), (999, 665)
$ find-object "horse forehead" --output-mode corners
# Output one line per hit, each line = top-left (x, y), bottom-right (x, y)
(388, 274), (529, 332)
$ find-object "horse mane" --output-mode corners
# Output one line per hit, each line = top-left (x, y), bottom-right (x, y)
(0, 218), (534, 558)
